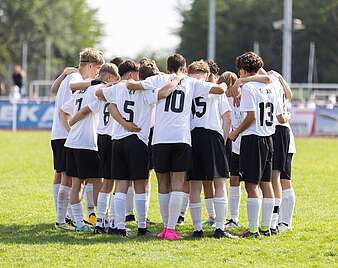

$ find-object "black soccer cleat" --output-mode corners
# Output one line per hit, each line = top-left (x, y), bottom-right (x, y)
(259, 228), (272, 237)
(270, 227), (279, 235)
(116, 228), (129, 237)
(192, 230), (204, 238)
(213, 228), (225, 239)
(177, 216), (185, 225)
(125, 214), (136, 222)
(225, 218), (240, 227)
(242, 230), (260, 238)
(107, 227), (118, 235)
(137, 228), (151, 237)
(94, 226), (106, 234)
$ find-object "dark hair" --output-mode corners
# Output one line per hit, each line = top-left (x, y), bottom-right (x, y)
(235, 52), (264, 74)
(110, 57), (123, 66)
(207, 60), (219, 75)
(166, 53), (186, 73)
(118, 60), (139, 77)
(139, 62), (160, 80)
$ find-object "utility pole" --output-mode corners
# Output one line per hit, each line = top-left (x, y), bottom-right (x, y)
(208, 0), (216, 60)
(282, 0), (293, 83)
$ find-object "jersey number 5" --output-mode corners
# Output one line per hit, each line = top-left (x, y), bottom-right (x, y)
(124, 101), (135, 122)
(192, 97), (206, 118)
(259, 102), (274, 126)
(164, 91), (185, 113)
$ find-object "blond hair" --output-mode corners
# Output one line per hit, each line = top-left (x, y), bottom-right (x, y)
(218, 71), (238, 88)
(99, 63), (120, 79)
(79, 48), (105, 66)
(188, 60), (210, 74)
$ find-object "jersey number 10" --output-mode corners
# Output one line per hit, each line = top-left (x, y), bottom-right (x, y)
(164, 91), (185, 113)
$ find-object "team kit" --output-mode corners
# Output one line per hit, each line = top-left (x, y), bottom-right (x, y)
(51, 48), (296, 240)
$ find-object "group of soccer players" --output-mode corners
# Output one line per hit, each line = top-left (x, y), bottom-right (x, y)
(50, 47), (296, 240)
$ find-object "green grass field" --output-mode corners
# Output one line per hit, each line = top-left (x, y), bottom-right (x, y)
(0, 131), (337, 267)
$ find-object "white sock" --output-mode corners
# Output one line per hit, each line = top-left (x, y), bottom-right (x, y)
(109, 193), (116, 228)
(158, 193), (170, 227)
(56, 185), (70, 224)
(247, 198), (262, 232)
(135, 193), (147, 229)
(145, 182), (151, 216)
(180, 193), (190, 217)
(271, 198), (281, 229)
(96, 192), (110, 227)
(205, 198), (216, 219)
(66, 204), (73, 220)
(71, 202), (85, 228)
(229, 186), (241, 222)
(167, 191), (184, 230)
(53, 184), (60, 212)
(214, 197), (227, 230)
(114, 192), (126, 230)
(190, 202), (202, 231)
(85, 184), (95, 216)
(126, 186), (135, 216)
(261, 198), (275, 229)
(280, 188), (295, 227)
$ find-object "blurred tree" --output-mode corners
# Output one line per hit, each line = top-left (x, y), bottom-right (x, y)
(178, 0), (338, 83)
(0, 0), (102, 87)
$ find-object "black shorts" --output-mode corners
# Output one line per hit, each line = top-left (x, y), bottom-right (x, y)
(112, 135), (149, 180)
(239, 135), (273, 184)
(188, 128), (229, 180)
(65, 148), (101, 179)
(98, 134), (112, 179)
(148, 127), (154, 170)
(225, 138), (232, 166)
(281, 153), (293, 180)
(230, 152), (240, 177)
(272, 125), (290, 173)
(51, 139), (66, 173)
(153, 143), (192, 173)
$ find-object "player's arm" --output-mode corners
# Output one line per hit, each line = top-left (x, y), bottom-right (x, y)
(51, 67), (77, 95)
(95, 86), (108, 101)
(157, 74), (186, 100)
(268, 70), (293, 100)
(276, 113), (289, 124)
(69, 106), (91, 126)
(127, 80), (144, 91)
(209, 82), (227, 94)
(229, 74), (272, 97)
(70, 79), (105, 92)
(59, 110), (71, 132)
(222, 111), (232, 141)
(108, 103), (141, 132)
(228, 111), (255, 141)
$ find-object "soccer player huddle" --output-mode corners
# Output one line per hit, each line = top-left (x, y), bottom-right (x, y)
(51, 48), (296, 240)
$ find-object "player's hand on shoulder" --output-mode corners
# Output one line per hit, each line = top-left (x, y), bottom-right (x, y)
(122, 122), (141, 133)
(63, 67), (78, 76)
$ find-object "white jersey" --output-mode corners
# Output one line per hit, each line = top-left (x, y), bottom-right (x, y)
(96, 100), (115, 136)
(141, 74), (213, 146)
(228, 97), (245, 155)
(103, 82), (158, 145)
(191, 93), (231, 137)
(240, 81), (283, 137)
(63, 86), (101, 151)
(51, 72), (82, 140)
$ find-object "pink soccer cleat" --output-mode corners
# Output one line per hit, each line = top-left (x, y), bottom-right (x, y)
(157, 228), (167, 238)
(163, 228), (182, 240)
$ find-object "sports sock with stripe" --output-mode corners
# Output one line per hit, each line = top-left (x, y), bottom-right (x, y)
(96, 192), (110, 227)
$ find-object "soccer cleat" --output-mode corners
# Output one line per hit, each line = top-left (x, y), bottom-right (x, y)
(177, 216), (185, 225)
(241, 230), (260, 238)
(125, 214), (136, 222)
(163, 228), (182, 240)
(270, 228), (279, 235)
(94, 226), (106, 234)
(157, 228), (167, 238)
(107, 227), (118, 235)
(223, 230), (239, 239)
(259, 228), (271, 237)
(55, 222), (75, 231)
(137, 228), (152, 237)
(278, 222), (292, 233)
(213, 228), (238, 239)
(191, 230), (204, 238)
(116, 229), (128, 237)
(203, 217), (216, 227)
(75, 225), (94, 233)
(65, 217), (75, 227)
(225, 219), (240, 227)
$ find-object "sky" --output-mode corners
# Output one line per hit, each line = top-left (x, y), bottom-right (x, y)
(86, 0), (191, 59)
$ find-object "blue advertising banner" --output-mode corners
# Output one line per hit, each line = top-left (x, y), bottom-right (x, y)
(315, 106), (338, 136)
(0, 99), (54, 129)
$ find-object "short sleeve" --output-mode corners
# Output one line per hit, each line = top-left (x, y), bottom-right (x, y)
(68, 72), (83, 83)
(142, 89), (158, 105)
(218, 94), (231, 115)
(141, 75), (159, 90)
(192, 78), (213, 98)
(274, 93), (284, 116)
(103, 86), (116, 103)
(61, 98), (74, 114)
(240, 85), (256, 112)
